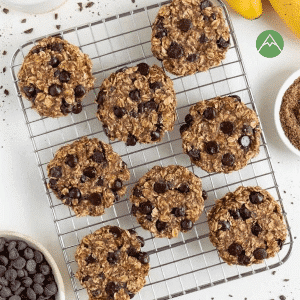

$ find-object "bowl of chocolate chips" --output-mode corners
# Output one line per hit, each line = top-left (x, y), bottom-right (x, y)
(0, 231), (65, 300)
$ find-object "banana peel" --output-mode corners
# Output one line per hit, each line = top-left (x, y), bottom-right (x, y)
(269, 0), (300, 38)
(225, 0), (263, 20)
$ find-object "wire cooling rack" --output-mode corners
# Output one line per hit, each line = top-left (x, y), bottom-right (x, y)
(10, 1), (293, 299)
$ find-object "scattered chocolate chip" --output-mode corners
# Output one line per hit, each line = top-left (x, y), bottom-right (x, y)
(242, 125), (253, 135)
(74, 85), (85, 98)
(238, 135), (251, 149)
(3, 67), (6, 73)
(69, 187), (81, 199)
(238, 251), (251, 265)
(199, 33), (209, 43)
(200, 0), (212, 10)
(23, 85), (37, 100)
(126, 134), (137, 146)
(229, 209), (240, 219)
(219, 220), (230, 231)
(221, 153), (235, 166)
(203, 107), (216, 120)
(220, 121), (234, 135)
(178, 18), (192, 32)
(279, 296), (286, 300)
(156, 220), (167, 232)
(151, 131), (160, 141)
(129, 89), (140, 101)
(77, 2), (83, 11)
(178, 183), (190, 193)
(112, 179), (123, 191)
(154, 181), (169, 194)
(65, 154), (78, 168)
(4, 89), (9, 96)
(228, 243), (243, 256)
(89, 193), (102, 205)
(114, 106), (126, 118)
(205, 141), (219, 154)
(249, 191), (264, 204)
(181, 219), (193, 231)
(239, 204), (251, 220)
(86, 2), (94, 8)
(139, 201), (154, 215)
(49, 84), (62, 97)
(127, 245), (138, 257)
(72, 103), (83, 114)
(187, 148), (201, 161)
(59, 70), (71, 83)
(24, 28), (33, 34)
(149, 81), (163, 92)
(187, 53), (198, 62)
(49, 166), (62, 178)
(85, 255), (97, 265)
(167, 42), (184, 59)
(137, 63), (150, 76)
(185, 114), (193, 124)
(202, 190), (208, 200)
(107, 251), (120, 264)
(251, 222), (262, 236)
(172, 207), (186, 217)
(137, 252), (150, 264)
(109, 226), (122, 238)
(217, 37), (230, 49)
(253, 248), (267, 260)
(2, 50), (7, 55)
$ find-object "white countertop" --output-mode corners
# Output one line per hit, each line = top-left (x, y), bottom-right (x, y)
(0, 0), (299, 299)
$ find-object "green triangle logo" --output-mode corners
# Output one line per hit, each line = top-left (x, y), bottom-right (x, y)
(256, 30), (284, 58)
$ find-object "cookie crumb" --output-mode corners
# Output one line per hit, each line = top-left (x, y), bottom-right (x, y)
(2, 50), (7, 55)
(283, 279), (289, 282)
(279, 296), (286, 300)
(2, 67), (6, 73)
(4, 89), (9, 96)
(132, 0), (136, 3)
(3, 8), (9, 14)
(55, 13), (58, 20)
(24, 28), (33, 34)
(272, 271), (276, 275)
(56, 25), (61, 30)
(21, 19), (26, 23)
(86, 2), (94, 8)
(229, 295), (233, 298)
(78, 2), (83, 11)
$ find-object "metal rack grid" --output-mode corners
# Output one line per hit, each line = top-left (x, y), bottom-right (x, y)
(10, 1), (293, 299)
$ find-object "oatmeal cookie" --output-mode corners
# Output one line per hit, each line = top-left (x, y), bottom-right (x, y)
(180, 96), (261, 173)
(130, 165), (205, 238)
(47, 137), (130, 217)
(208, 186), (287, 266)
(151, 0), (230, 76)
(18, 36), (95, 118)
(96, 63), (177, 146)
(75, 225), (150, 300)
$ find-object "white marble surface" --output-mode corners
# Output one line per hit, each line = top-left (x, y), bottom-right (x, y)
(0, 0), (299, 299)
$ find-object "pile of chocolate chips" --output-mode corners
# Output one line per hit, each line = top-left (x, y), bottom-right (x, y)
(0, 237), (58, 300)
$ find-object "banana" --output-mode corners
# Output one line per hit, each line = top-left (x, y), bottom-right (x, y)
(224, 0), (263, 20)
(269, 0), (300, 38)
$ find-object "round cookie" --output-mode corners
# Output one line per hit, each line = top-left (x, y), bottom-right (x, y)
(47, 137), (130, 217)
(130, 165), (205, 238)
(208, 186), (287, 266)
(18, 36), (95, 118)
(96, 63), (177, 146)
(180, 96), (261, 173)
(75, 225), (150, 300)
(151, 0), (230, 76)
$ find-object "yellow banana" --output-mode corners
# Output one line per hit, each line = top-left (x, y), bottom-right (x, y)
(225, 0), (263, 20)
(269, 0), (300, 38)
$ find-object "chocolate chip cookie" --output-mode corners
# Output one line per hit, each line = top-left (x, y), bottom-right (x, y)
(18, 36), (95, 118)
(208, 186), (287, 266)
(130, 165), (205, 238)
(96, 64), (177, 146)
(75, 225), (150, 300)
(151, 0), (230, 76)
(47, 137), (130, 217)
(180, 96), (261, 173)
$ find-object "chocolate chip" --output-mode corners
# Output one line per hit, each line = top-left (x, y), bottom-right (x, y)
(85, 255), (97, 265)
(60, 99), (72, 114)
(187, 148), (201, 161)
(113, 106), (126, 119)
(74, 85), (85, 98)
(127, 291), (135, 299)
(217, 37), (230, 49)
(249, 191), (264, 204)
(71, 103), (82, 114)
(129, 111), (138, 118)
(229, 209), (240, 219)
(205, 141), (219, 154)
(128, 229), (136, 235)
(126, 134), (137, 146)
(277, 239), (284, 250)
(238, 135), (251, 149)
(65, 154), (78, 168)
(242, 125), (253, 135)
(103, 125), (111, 137)
(105, 281), (121, 296)
(180, 123), (190, 134)
(178, 183), (190, 193)
(251, 222), (262, 236)
(83, 166), (97, 178)
(32, 46), (46, 54)
(139, 201), (154, 215)
(203, 107), (216, 120)
(88, 193), (102, 205)
(107, 251), (120, 264)
(156, 220), (167, 232)
(200, 0), (212, 10)
(167, 42), (184, 59)
(48, 84), (62, 96)
(220, 121), (234, 135)
(149, 81), (163, 92)
(231, 94), (241, 102)
(219, 220), (230, 231)
(137, 63), (150, 76)
(151, 131), (160, 141)
(154, 181), (169, 194)
(91, 150), (105, 163)
(94, 177), (104, 186)
(24, 28), (33, 34)
(202, 190), (208, 200)
(199, 33), (209, 43)
(239, 204), (251, 220)
(127, 245), (138, 257)
(253, 248), (267, 260)
(144, 99), (158, 111)
(135, 236), (145, 248)
(131, 204), (138, 216)
(109, 226), (122, 238)
(98, 272), (105, 280)
(155, 28), (168, 39)
(228, 243), (243, 256)
(156, 17), (165, 30)
(59, 70), (71, 83)
(23, 85), (37, 100)
(112, 179), (123, 191)
(50, 43), (64, 52)
(172, 207), (186, 217)
(82, 275), (90, 282)
(96, 90), (106, 106)
(211, 13), (216, 20)
(187, 53), (198, 62)
(221, 153), (235, 166)
(181, 219), (193, 231)
(49, 56), (60, 68)
(238, 251), (251, 265)
(49, 166), (62, 178)
(185, 114), (193, 124)
(129, 89), (140, 101)
(137, 252), (150, 264)
(69, 187), (81, 199)
(178, 18), (192, 32)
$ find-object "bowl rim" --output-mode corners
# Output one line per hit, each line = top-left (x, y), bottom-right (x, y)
(0, 230), (66, 300)
(274, 68), (300, 157)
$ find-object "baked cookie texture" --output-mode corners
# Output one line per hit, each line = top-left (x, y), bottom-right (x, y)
(96, 64), (177, 146)
(151, 0), (230, 76)
(47, 137), (130, 217)
(18, 36), (95, 118)
(75, 226), (150, 300)
(208, 186), (287, 266)
(180, 96), (261, 173)
(130, 165), (205, 238)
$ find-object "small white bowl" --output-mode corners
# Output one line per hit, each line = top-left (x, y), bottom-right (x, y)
(274, 69), (300, 157)
(0, 231), (65, 300)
